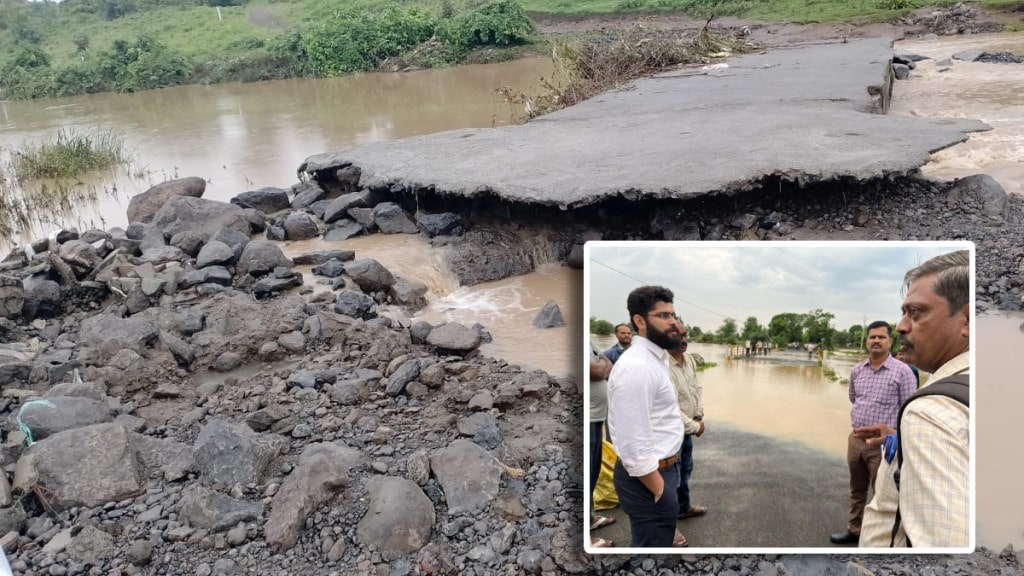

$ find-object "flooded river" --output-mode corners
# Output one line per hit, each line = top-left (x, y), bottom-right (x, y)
(1, 34), (1023, 548)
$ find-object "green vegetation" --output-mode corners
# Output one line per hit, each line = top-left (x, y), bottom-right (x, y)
(0, 0), (538, 100)
(10, 128), (131, 181)
(1, 0), (1017, 100)
(590, 316), (616, 335)
(0, 127), (139, 238)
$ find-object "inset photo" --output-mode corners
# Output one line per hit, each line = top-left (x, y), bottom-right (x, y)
(584, 241), (974, 554)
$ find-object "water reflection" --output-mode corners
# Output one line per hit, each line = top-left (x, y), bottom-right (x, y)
(0, 58), (554, 246)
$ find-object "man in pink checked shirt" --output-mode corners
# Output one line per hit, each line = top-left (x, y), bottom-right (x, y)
(829, 320), (917, 545)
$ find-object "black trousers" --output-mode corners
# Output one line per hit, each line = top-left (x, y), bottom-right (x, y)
(613, 459), (680, 547)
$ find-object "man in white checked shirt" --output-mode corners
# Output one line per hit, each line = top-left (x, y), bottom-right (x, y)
(856, 250), (970, 548)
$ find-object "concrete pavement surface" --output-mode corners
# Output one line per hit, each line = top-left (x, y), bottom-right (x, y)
(301, 38), (989, 208)
(588, 421), (855, 551)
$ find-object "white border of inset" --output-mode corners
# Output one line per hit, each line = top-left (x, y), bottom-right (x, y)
(582, 240), (976, 555)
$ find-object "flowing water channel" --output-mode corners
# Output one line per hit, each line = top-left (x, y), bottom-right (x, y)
(1, 36), (1023, 548)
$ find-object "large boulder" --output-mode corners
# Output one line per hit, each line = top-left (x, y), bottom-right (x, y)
(79, 313), (159, 360)
(425, 322), (481, 354)
(265, 442), (366, 552)
(18, 396), (114, 441)
(417, 212), (468, 237)
(21, 279), (62, 320)
(127, 177), (206, 224)
(373, 202), (418, 234)
(333, 290), (376, 320)
(532, 300), (566, 329)
(150, 196), (253, 242)
(947, 174), (1010, 222)
(13, 423), (143, 512)
(237, 241), (293, 278)
(193, 419), (289, 486)
(356, 477), (435, 555)
(429, 439), (502, 515)
(230, 187), (290, 214)
(178, 484), (264, 532)
(283, 212), (320, 241)
(322, 193), (367, 224)
(345, 259), (395, 292)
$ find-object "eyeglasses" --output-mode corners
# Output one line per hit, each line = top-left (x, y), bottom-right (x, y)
(645, 312), (682, 323)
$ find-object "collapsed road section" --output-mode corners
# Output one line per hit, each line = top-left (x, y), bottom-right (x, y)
(299, 37), (988, 208)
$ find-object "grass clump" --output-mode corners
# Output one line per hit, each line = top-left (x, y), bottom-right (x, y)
(12, 128), (131, 181)
(499, 20), (751, 120)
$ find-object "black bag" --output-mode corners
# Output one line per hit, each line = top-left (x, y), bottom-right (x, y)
(890, 372), (969, 547)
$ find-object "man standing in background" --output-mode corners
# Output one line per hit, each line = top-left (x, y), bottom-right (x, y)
(603, 323), (633, 364)
(830, 320), (916, 545)
(667, 321), (707, 528)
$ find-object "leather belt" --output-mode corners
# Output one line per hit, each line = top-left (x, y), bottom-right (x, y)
(657, 454), (679, 471)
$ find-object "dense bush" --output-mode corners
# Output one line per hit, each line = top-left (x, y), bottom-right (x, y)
(439, 0), (536, 52)
(96, 36), (193, 92)
(301, 6), (438, 76)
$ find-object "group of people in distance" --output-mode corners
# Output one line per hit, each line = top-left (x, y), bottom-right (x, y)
(588, 250), (970, 549)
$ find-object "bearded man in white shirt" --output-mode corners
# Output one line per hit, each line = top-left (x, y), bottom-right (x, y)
(607, 285), (686, 548)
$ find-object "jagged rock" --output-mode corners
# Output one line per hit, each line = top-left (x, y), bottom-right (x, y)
(442, 227), (545, 286)
(425, 322), (481, 354)
(180, 266), (233, 289)
(246, 405), (290, 432)
(532, 301), (566, 329)
(392, 277), (427, 308)
(131, 433), (195, 481)
(252, 271), (303, 295)
(265, 442), (365, 552)
(210, 227), (250, 260)
(13, 423), (142, 512)
(66, 525), (115, 566)
(237, 241), (293, 278)
(334, 290), (376, 320)
(79, 313), (159, 360)
(151, 197), (253, 243)
(0, 502), (25, 535)
(0, 276), (24, 320)
(46, 381), (105, 401)
(347, 207), (377, 231)
(385, 358), (420, 396)
(948, 174), (1010, 222)
(196, 241), (236, 268)
(169, 230), (206, 257)
(139, 244), (188, 265)
(345, 259), (395, 291)
(416, 212), (468, 237)
(178, 484), (264, 532)
(312, 258), (346, 278)
(193, 419), (289, 486)
(160, 330), (195, 367)
(373, 202), (418, 234)
(283, 212), (320, 241)
(127, 177), (206, 224)
(356, 476), (435, 554)
(324, 219), (365, 241)
(231, 187), (290, 214)
(18, 396), (113, 441)
(292, 250), (355, 266)
(892, 63), (911, 80)
(323, 193), (367, 224)
(430, 439), (502, 515)
(408, 450), (431, 487)
(58, 240), (100, 275)
(290, 181), (326, 209)
(457, 412), (498, 439)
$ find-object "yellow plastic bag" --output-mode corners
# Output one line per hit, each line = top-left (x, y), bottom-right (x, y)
(593, 440), (619, 510)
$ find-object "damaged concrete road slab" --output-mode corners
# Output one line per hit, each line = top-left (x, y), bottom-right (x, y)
(300, 38), (989, 209)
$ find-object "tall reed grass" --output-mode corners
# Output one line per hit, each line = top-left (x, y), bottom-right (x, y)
(11, 128), (131, 181)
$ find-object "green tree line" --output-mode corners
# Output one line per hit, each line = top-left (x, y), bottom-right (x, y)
(590, 309), (895, 351)
(0, 0), (537, 100)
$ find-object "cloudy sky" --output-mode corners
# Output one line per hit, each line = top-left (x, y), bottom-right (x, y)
(586, 241), (972, 335)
